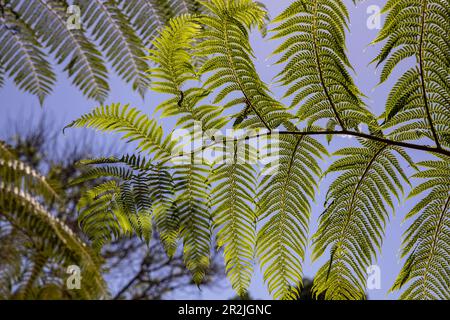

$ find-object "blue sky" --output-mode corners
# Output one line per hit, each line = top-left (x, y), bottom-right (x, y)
(0, 0), (434, 300)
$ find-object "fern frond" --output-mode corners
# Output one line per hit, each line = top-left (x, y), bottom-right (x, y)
(312, 140), (414, 299)
(209, 141), (257, 296)
(171, 0), (202, 15)
(391, 156), (450, 299)
(174, 161), (212, 284)
(372, 0), (450, 149)
(149, 167), (180, 258)
(74, 0), (150, 97)
(118, 0), (172, 46)
(257, 130), (327, 299)
(65, 104), (174, 162)
(0, 6), (56, 104)
(196, 0), (291, 130)
(119, 0), (203, 48)
(9, 0), (109, 102)
(73, 158), (160, 249)
(0, 143), (107, 299)
(272, 0), (373, 130)
(148, 15), (200, 94)
(148, 15), (228, 131)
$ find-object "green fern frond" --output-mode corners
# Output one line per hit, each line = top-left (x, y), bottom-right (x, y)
(147, 15), (201, 95)
(77, 179), (123, 249)
(149, 167), (180, 258)
(77, 154), (178, 254)
(312, 139), (414, 299)
(257, 130), (327, 300)
(0, 142), (107, 299)
(73, 158), (158, 249)
(9, 0), (109, 102)
(65, 104), (174, 162)
(391, 156), (450, 300)
(148, 15), (228, 131)
(196, 0), (291, 130)
(372, 0), (450, 149)
(119, 0), (203, 48)
(272, 0), (373, 130)
(209, 141), (257, 296)
(174, 161), (212, 284)
(0, 6), (56, 104)
(73, 0), (150, 97)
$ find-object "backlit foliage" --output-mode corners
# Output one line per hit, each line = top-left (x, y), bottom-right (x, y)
(0, 141), (107, 299)
(62, 0), (449, 300)
(0, 0), (201, 103)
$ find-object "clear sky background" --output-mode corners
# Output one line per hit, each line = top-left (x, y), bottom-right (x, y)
(0, 0), (433, 300)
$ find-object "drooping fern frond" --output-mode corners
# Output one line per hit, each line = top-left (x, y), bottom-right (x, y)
(312, 139), (415, 299)
(372, 0), (450, 149)
(196, 0), (291, 130)
(391, 156), (450, 300)
(0, 141), (107, 299)
(118, 0), (172, 46)
(0, 6), (56, 104)
(209, 141), (257, 296)
(0, 0), (202, 103)
(257, 130), (327, 300)
(8, 0), (109, 103)
(65, 104), (174, 162)
(171, 0), (202, 15)
(148, 14), (228, 131)
(74, 0), (149, 97)
(272, 0), (374, 130)
(173, 161), (212, 284)
(149, 166), (179, 258)
(119, 0), (203, 47)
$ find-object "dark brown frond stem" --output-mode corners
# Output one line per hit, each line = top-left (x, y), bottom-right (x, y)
(170, 130), (450, 162)
(278, 131), (450, 157)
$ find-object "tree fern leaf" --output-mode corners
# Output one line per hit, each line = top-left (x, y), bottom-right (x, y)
(196, 0), (291, 130)
(373, 0), (450, 149)
(9, 0), (109, 102)
(209, 141), (257, 296)
(74, 0), (150, 97)
(119, 0), (172, 46)
(312, 140), (414, 299)
(272, 0), (373, 130)
(0, 7), (56, 104)
(391, 156), (450, 300)
(65, 104), (174, 162)
(257, 130), (326, 299)
(174, 161), (212, 284)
